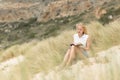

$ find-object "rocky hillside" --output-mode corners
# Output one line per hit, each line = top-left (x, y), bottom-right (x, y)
(0, 2), (43, 22)
(0, 0), (62, 22)
(0, 0), (120, 49)
(2, 0), (59, 3)
(0, 0), (119, 22)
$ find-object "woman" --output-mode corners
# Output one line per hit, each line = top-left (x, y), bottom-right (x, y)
(61, 23), (91, 67)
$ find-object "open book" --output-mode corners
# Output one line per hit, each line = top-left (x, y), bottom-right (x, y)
(70, 42), (83, 46)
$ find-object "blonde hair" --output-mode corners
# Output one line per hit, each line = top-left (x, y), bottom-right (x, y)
(76, 23), (87, 34)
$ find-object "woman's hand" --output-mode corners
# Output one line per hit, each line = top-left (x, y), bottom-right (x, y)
(74, 42), (82, 46)
(70, 43), (81, 46)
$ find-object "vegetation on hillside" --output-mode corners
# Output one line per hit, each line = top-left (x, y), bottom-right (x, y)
(0, 0), (120, 80)
(0, 20), (120, 80)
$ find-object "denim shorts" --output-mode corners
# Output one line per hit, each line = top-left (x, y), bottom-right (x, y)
(81, 50), (89, 58)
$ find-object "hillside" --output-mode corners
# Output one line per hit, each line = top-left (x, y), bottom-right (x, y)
(32, 45), (120, 80)
(1, 45), (120, 80)
(0, 20), (120, 79)
(0, 0), (120, 49)
(0, 1), (120, 79)
(0, 0), (119, 22)
(0, 0), (61, 22)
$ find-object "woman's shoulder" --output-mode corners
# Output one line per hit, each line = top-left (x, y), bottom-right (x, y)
(84, 34), (88, 36)
(83, 34), (89, 38)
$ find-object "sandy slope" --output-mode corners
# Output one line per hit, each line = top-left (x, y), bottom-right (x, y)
(0, 55), (25, 73)
(0, 45), (119, 80)
(33, 45), (120, 80)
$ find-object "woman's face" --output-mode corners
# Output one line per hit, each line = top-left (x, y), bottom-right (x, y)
(76, 25), (84, 36)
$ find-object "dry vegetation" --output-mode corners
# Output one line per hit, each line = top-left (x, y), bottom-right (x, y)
(0, 20), (120, 80)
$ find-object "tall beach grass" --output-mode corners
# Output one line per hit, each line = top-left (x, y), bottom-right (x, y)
(0, 20), (120, 80)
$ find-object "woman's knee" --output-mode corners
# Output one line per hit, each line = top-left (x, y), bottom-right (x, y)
(71, 45), (76, 50)
(70, 46), (76, 56)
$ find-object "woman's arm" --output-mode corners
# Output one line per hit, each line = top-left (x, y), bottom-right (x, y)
(84, 37), (91, 50)
(80, 37), (91, 50)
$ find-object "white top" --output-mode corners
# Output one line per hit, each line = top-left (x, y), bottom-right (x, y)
(73, 34), (88, 47)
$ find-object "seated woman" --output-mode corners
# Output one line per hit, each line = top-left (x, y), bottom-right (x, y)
(60, 23), (91, 67)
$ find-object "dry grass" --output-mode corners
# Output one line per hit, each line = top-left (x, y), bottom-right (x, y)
(0, 20), (120, 80)
(86, 21), (120, 54)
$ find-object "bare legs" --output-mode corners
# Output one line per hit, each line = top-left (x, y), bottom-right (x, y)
(66, 46), (76, 66)
(60, 49), (71, 67)
(60, 45), (90, 69)
(61, 45), (80, 68)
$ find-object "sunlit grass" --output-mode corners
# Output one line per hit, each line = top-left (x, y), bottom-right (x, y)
(86, 21), (120, 54)
(0, 20), (120, 80)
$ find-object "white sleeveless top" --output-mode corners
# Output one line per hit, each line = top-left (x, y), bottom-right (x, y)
(73, 34), (88, 47)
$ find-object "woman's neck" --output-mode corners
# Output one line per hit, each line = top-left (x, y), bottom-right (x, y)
(78, 33), (84, 37)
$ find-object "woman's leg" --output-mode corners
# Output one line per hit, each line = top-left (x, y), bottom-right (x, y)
(56, 49), (71, 70)
(77, 48), (91, 65)
(77, 48), (88, 59)
(66, 46), (76, 66)
(61, 48), (71, 67)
